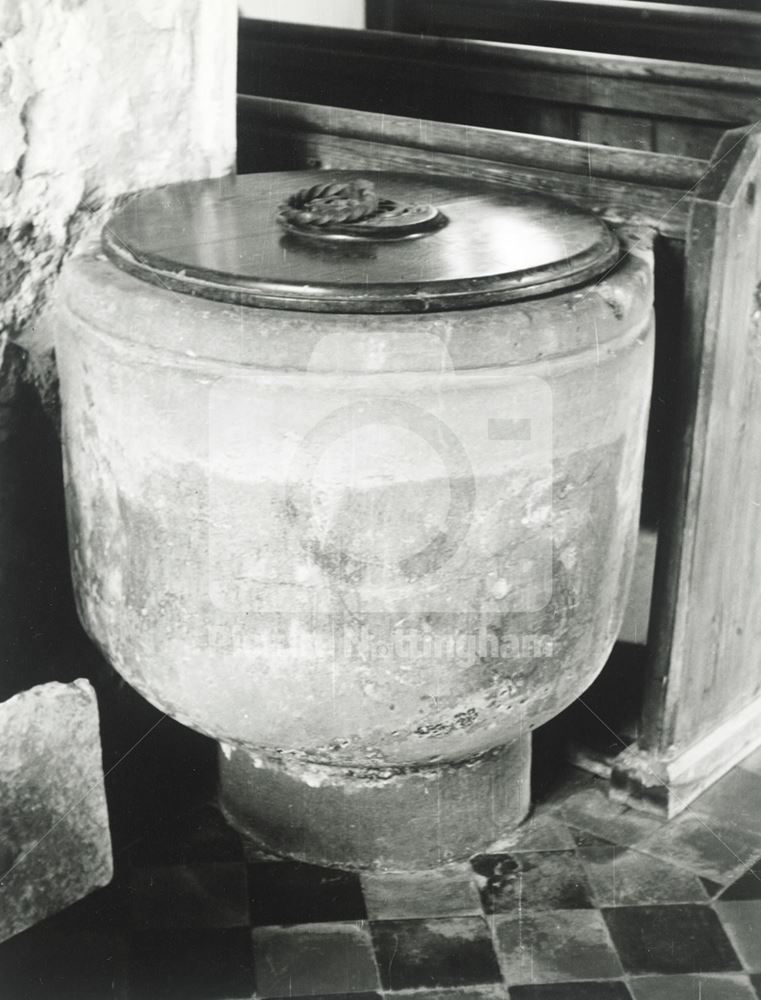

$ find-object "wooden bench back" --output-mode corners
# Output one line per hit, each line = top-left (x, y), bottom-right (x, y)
(238, 18), (761, 160)
(366, 0), (761, 69)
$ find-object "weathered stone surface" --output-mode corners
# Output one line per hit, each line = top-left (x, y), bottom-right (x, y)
(54, 219), (653, 868)
(0, 0), (237, 390)
(0, 679), (112, 942)
(219, 737), (532, 870)
(54, 239), (654, 763)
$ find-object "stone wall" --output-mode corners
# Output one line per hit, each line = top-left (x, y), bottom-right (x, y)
(1, 0), (236, 388)
(0, 0), (237, 695)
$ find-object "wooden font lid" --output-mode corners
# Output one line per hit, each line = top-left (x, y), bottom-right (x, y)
(103, 171), (619, 314)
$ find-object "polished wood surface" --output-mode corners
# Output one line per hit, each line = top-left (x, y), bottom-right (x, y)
(103, 170), (618, 313)
(644, 126), (761, 751)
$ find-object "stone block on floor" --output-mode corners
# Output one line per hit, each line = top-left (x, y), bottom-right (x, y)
(0, 680), (112, 943)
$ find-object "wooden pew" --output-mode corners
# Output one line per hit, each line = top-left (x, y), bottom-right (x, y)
(238, 18), (761, 160)
(366, 0), (761, 69)
(238, 92), (761, 816)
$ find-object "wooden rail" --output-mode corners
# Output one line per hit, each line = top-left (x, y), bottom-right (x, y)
(238, 19), (761, 160)
(237, 94), (704, 237)
(366, 0), (761, 68)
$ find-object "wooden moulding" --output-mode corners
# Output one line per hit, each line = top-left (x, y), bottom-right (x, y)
(239, 19), (761, 120)
(238, 18), (761, 157)
(610, 690), (761, 818)
(613, 125), (761, 816)
(365, 0), (761, 69)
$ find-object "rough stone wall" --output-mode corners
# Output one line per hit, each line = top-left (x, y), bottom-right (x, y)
(1, 0), (237, 392)
(0, 0), (236, 694)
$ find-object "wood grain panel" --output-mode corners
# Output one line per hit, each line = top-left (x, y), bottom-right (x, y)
(654, 121), (729, 160)
(643, 125), (761, 750)
(238, 96), (707, 187)
(366, 0), (761, 68)
(238, 19), (761, 131)
(578, 111), (654, 151)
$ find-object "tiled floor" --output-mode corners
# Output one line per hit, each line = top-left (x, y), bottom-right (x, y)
(2, 743), (761, 999)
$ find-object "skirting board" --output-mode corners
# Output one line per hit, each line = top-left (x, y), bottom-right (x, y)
(607, 690), (761, 817)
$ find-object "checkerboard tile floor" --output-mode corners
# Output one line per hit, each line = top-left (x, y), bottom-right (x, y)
(2, 745), (761, 999)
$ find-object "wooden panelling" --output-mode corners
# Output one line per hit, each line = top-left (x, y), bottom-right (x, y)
(366, 0), (761, 68)
(653, 120), (729, 160)
(238, 19), (761, 157)
(644, 125), (761, 751)
(578, 111), (654, 151)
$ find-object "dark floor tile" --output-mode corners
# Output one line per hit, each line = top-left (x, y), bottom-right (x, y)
(252, 922), (380, 998)
(248, 861), (366, 926)
(628, 973), (758, 999)
(128, 804), (244, 867)
(715, 900), (761, 971)
(360, 864), (481, 920)
(493, 910), (623, 985)
(720, 857), (761, 901)
(692, 771), (761, 837)
(0, 923), (127, 1000)
(636, 816), (761, 884)
(471, 850), (595, 913)
(509, 982), (632, 999)
(127, 927), (255, 999)
(129, 862), (249, 929)
(602, 904), (742, 975)
(370, 916), (501, 991)
(579, 844), (707, 906)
